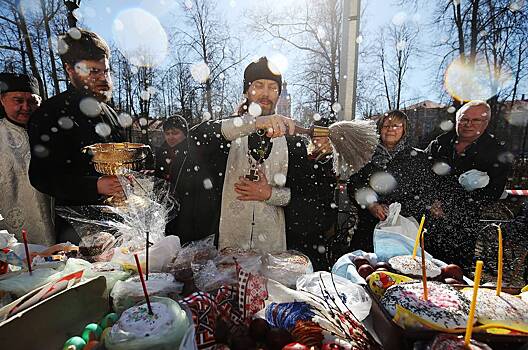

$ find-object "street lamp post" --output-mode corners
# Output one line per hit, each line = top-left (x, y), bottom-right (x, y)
(63, 0), (81, 28)
(338, 0), (361, 121)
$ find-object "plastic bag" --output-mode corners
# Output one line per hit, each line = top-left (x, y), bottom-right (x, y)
(170, 235), (217, 281)
(111, 235), (181, 272)
(56, 171), (176, 258)
(191, 259), (233, 292)
(459, 169), (490, 192)
(59, 258), (130, 296)
(178, 306), (199, 350)
(191, 248), (261, 291)
(373, 203), (433, 262)
(0, 268), (62, 296)
(111, 273), (183, 314)
(261, 250), (313, 288)
(331, 250), (370, 285)
(257, 279), (378, 349)
(105, 296), (191, 350)
(296, 271), (372, 321)
(0, 230), (17, 249)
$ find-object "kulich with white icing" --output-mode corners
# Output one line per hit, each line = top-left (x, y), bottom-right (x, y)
(461, 288), (528, 330)
(105, 297), (190, 350)
(388, 255), (441, 278)
(381, 281), (472, 329)
(112, 302), (173, 338)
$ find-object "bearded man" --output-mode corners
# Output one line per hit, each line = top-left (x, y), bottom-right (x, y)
(28, 29), (124, 242)
(168, 57), (337, 268)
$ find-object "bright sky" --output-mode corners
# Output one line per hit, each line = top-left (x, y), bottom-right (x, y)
(81, 0), (441, 109)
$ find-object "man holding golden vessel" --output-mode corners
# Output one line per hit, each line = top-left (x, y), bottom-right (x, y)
(28, 29), (125, 242)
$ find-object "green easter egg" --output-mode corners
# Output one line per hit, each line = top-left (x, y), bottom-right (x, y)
(100, 312), (118, 329)
(63, 336), (86, 350)
(82, 323), (103, 342)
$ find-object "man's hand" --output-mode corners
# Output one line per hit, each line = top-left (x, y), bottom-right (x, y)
(311, 136), (333, 156)
(255, 114), (296, 138)
(97, 175), (124, 197)
(368, 202), (389, 221)
(234, 170), (272, 201)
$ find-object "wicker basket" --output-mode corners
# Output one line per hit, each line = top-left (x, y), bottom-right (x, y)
(82, 142), (151, 175)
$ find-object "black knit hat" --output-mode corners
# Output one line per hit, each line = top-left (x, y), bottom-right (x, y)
(162, 115), (188, 135)
(0, 72), (40, 95)
(243, 57), (282, 95)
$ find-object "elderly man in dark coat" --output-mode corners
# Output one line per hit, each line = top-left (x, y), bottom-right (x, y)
(425, 100), (512, 272)
(28, 29), (124, 242)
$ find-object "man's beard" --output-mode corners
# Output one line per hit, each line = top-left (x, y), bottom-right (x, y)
(71, 75), (112, 102)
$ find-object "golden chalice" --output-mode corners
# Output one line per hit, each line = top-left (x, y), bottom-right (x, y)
(82, 142), (151, 206)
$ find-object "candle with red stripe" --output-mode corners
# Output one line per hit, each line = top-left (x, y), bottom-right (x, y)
(22, 229), (32, 275)
(133, 253), (153, 314)
(506, 189), (528, 196)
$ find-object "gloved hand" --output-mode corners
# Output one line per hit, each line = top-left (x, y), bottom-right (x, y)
(458, 169), (490, 191)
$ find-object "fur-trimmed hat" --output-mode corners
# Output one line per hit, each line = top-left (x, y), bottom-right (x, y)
(0, 72), (40, 95)
(243, 57), (282, 95)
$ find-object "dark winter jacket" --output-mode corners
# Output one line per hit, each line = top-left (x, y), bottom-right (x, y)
(347, 142), (437, 252)
(424, 130), (511, 209)
(423, 130), (512, 272)
(27, 87), (124, 206)
(154, 141), (187, 182)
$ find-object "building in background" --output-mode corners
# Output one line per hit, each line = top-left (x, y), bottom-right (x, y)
(368, 97), (528, 154)
(276, 82), (291, 117)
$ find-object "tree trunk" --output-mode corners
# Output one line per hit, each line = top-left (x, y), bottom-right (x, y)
(380, 47), (392, 110)
(510, 44), (524, 106)
(15, 1), (44, 95)
(35, 29), (48, 98)
(453, 2), (465, 60)
(40, 0), (60, 95)
(469, 0), (480, 64)
(13, 9), (27, 74)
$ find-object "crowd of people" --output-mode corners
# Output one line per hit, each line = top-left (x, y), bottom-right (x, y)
(0, 28), (523, 274)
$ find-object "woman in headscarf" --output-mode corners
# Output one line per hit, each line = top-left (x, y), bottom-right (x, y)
(347, 110), (436, 252)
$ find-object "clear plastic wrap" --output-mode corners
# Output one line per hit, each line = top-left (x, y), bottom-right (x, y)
(261, 250), (313, 288)
(59, 258), (130, 296)
(110, 273), (184, 314)
(0, 230), (17, 249)
(296, 271), (372, 321)
(111, 235), (181, 272)
(56, 171), (177, 266)
(0, 268), (62, 296)
(169, 235), (218, 281)
(104, 296), (191, 350)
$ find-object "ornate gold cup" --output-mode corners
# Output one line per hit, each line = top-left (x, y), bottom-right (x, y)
(82, 142), (151, 175)
(82, 142), (151, 205)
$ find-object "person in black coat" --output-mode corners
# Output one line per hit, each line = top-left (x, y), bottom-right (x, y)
(347, 110), (437, 252)
(424, 100), (512, 272)
(154, 115), (188, 182)
(27, 29), (124, 242)
(166, 57), (337, 270)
